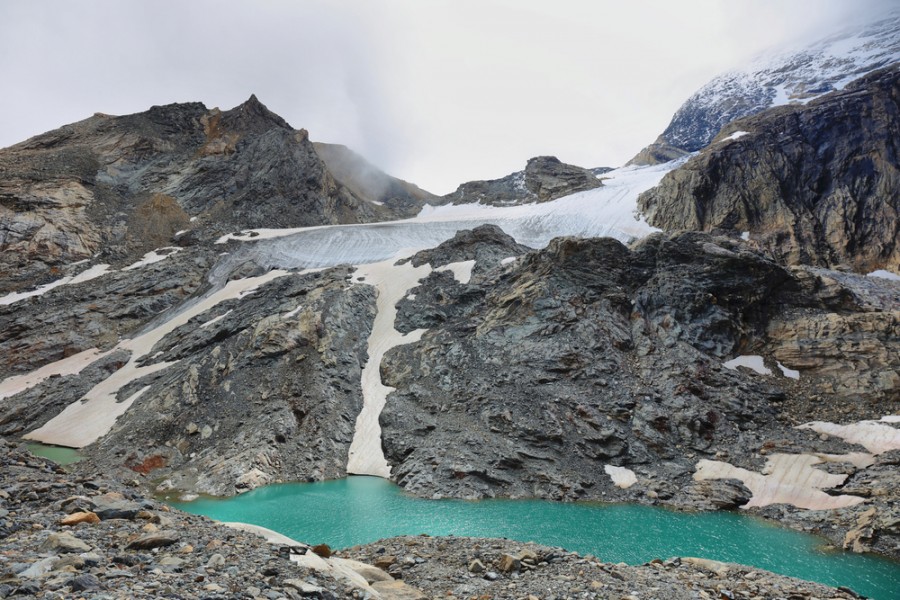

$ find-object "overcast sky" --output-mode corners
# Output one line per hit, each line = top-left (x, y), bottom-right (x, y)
(0, 1), (893, 193)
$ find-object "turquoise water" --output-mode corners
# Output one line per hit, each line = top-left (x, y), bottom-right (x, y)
(25, 442), (83, 466)
(172, 476), (900, 600)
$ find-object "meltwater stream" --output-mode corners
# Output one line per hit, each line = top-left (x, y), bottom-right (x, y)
(172, 477), (900, 599)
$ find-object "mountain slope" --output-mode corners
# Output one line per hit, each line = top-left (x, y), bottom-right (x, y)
(638, 65), (900, 272)
(0, 96), (428, 295)
(313, 142), (435, 214)
(631, 12), (900, 164)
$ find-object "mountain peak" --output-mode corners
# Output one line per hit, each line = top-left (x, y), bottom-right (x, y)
(220, 94), (292, 134)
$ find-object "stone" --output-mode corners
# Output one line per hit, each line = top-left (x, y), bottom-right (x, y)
(373, 555), (397, 569)
(284, 579), (324, 595)
(468, 559), (485, 573)
(59, 511), (100, 526)
(18, 557), (57, 579)
(91, 493), (144, 520)
(40, 532), (92, 553)
(70, 574), (101, 592)
(206, 553), (226, 569)
(497, 553), (521, 573)
(126, 531), (180, 550)
(371, 579), (428, 600)
(54, 555), (86, 570)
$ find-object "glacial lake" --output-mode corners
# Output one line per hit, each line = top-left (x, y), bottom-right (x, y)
(25, 442), (83, 466)
(171, 476), (900, 599)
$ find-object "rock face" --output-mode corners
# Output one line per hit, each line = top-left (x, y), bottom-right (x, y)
(0, 95), (429, 295)
(441, 156), (602, 206)
(630, 12), (900, 164)
(377, 228), (899, 556)
(638, 66), (900, 272)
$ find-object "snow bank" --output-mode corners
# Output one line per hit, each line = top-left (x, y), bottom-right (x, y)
(24, 270), (289, 448)
(0, 264), (111, 306)
(723, 355), (771, 376)
(123, 247), (181, 271)
(214, 162), (680, 257)
(346, 254), (432, 477)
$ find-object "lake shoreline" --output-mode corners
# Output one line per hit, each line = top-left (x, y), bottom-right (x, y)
(2, 439), (885, 600)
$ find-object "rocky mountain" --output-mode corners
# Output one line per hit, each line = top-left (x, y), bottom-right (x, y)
(440, 156), (602, 206)
(1, 48), (899, 595)
(631, 11), (900, 165)
(638, 65), (900, 272)
(0, 95), (429, 296)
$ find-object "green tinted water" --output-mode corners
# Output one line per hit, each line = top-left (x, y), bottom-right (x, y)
(25, 442), (83, 466)
(172, 476), (900, 599)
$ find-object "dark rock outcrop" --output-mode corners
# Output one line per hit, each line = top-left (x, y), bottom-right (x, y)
(441, 156), (602, 206)
(638, 66), (900, 272)
(378, 230), (899, 555)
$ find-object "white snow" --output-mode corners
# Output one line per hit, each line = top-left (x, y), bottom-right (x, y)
(740, 231), (750, 241)
(200, 309), (233, 329)
(190, 216), (198, 222)
(24, 270), (289, 448)
(604, 465), (637, 489)
(0, 348), (114, 401)
(694, 454), (866, 511)
(282, 305), (304, 319)
(500, 257), (517, 265)
(123, 247), (181, 271)
(677, 13), (900, 149)
(436, 260), (476, 284)
(797, 420), (900, 455)
(694, 413), (900, 510)
(214, 161), (680, 250)
(0, 264), (111, 306)
(346, 254), (432, 477)
(174, 230), (188, 236)
(777, 361), (800, 380)
(723, 131), (750, 142)
(723, 355), (772, 376)
(867, 269), (900, 281)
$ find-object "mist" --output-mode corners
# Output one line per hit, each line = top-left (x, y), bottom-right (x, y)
(0, 0), (894, 193)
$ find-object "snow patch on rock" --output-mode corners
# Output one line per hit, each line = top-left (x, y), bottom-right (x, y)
(24, 270), (289, 448)
(604, 465), (637, 489)
(346, 254), (432, 478)
(723, 355), (771, 376)
(0, 264), (111, 306)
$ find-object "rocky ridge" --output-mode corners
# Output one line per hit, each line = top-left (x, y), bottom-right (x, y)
(630, 11), (900, 164)
(0, 95), (429, 296)
(440, 156), (602, 206)
(638, 65), (900, 273)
